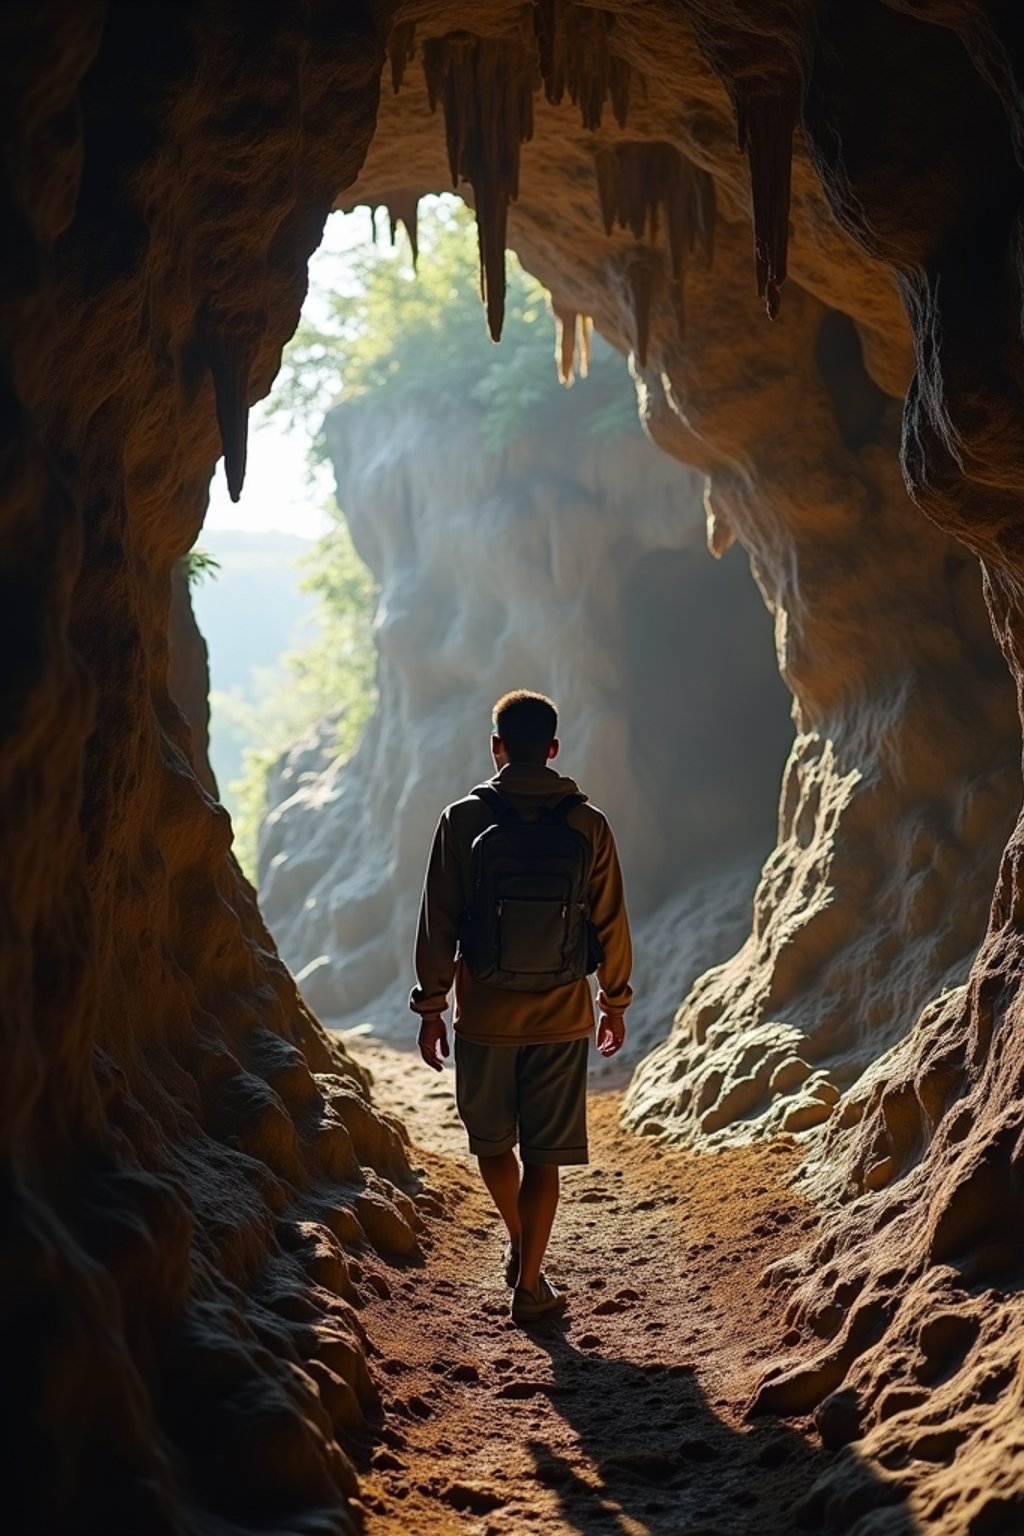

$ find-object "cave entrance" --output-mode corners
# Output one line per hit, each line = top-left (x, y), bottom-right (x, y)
(188, 196), (798, 1044)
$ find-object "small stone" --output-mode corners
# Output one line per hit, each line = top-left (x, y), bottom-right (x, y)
(442, 1481), (504, 1514)
(815, 1387), (863, 1450)
(371, 1448), (405, 1473)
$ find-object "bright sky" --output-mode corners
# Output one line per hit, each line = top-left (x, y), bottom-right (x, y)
(205, 206), (377, 540)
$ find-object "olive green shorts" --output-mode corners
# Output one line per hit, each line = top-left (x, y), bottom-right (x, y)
(454, 1035), (590, 1166)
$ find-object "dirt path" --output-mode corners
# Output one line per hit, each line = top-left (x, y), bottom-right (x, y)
(344, 1041), (850, 1535)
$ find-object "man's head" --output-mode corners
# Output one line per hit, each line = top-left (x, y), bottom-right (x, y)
(491, 689), (559, 768)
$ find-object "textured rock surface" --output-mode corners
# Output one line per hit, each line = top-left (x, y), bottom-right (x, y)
(2, 7), (416, 1532)
(9, 1), (1024, 1532)
(259, 396), (791, 1061)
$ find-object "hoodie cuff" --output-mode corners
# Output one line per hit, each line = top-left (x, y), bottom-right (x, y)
(597, 989), (632, 1014)
(410, 986), (449, 1017)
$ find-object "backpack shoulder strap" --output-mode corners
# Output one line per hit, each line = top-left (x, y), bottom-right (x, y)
(544, 792), (587, 824)
(471, 785), (520, 825)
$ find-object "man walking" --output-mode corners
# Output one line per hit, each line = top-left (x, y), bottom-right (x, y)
(411, 690), (633, 1324)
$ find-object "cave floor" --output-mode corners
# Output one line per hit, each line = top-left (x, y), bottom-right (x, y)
(344, 1039), (867, 1536)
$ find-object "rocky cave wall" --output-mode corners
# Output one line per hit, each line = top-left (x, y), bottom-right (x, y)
(257, 391), (792, 1059)
(3, 7), (424, 1532)
(9, 1), (1024, 1532)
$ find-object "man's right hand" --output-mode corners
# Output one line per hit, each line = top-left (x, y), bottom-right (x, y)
(418, 1014), (450, 1071)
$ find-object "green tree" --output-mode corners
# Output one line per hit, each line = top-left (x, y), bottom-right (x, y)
(269, 197), (637, 456)
(214, 508), (377, 879)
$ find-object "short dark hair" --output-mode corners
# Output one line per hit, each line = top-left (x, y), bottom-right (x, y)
(493, 690), (558, 763)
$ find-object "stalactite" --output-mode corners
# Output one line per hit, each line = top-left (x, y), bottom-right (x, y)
(534, 0), (630, 130)
(388, 19), (416, 94)
(624, 252), (655, 369)
(551, 300), (591, 386)
(420, 30), (535, 341)
(386, 191), (420, 269)
(207, 330), (254, 503)
(704, 486), (735, 557)
(736, 90), (796, 320)
(596, 142), (715, 341)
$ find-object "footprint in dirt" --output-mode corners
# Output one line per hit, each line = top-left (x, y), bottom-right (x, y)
(518, 1336), (919, 1536)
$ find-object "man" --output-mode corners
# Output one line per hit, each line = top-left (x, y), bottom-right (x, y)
(411, 689), (633, 1324)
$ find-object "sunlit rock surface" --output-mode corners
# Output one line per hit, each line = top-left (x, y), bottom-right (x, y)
(9, 0), (1024, 1530)
(258, 397), (791, 1061)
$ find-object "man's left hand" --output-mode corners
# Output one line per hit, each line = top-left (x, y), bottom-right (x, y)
(597, 1011), (626, 1057)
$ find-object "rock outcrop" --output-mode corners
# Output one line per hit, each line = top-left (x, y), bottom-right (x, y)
(259, 392), (791, 1059)
(9, 1), (1024, 1531)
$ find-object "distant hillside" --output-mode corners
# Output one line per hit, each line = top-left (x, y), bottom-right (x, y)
(191, 528), (320, 801)
(192, 529), (318, 698)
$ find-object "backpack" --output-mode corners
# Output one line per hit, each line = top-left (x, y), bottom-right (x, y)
(458, 785), (603, 992)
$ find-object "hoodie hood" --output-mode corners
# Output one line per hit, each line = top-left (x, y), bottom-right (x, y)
(473, 761), (587, 808)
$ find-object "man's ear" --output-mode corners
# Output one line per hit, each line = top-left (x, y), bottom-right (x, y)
(547, 738), (560, 761)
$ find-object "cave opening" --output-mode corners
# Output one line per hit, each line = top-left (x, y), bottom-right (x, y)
(205, 193), (801, 1063)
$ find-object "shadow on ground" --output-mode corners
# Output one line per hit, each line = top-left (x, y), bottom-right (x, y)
(526, 1327), (919, 1536)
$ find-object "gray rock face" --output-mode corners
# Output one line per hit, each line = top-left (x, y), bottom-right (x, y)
(258, 397), (792, 1057)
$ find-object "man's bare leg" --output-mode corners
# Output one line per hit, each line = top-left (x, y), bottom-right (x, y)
(477, 1150), (522, 1255)
(517, 1163), (560, 1295)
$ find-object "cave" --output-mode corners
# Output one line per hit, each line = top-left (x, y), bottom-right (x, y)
(7, 3), (1024, 1533)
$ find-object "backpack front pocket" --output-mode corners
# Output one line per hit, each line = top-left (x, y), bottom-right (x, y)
(496, 891), (569, 974)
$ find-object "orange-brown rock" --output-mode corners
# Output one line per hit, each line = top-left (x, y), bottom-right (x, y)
(8, 1), (1024, 1531)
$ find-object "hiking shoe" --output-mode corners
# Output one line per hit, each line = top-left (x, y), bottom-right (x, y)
(503, 1242), (520, 1288)
(511, 1274), (567, 1325)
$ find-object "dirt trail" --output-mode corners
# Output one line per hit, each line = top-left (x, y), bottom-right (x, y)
(343, 1041), (870, 1535)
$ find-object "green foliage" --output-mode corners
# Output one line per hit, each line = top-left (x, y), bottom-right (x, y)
(182, 543), (220, 587)
(268, 197), (639, 459)
(218, 509), (377, 879)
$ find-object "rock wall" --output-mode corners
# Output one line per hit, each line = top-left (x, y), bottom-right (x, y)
(9, 1), (1024, 1531)
(2, 7), (420, 1532)
(258, 396), (792, 1060)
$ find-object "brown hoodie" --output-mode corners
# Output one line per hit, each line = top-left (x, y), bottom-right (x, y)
(410, 761), (633, 1045)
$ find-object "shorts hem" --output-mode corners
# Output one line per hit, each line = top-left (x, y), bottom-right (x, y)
(467, 1132), (517, 1157)
(520, 1144), (589, 1167)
